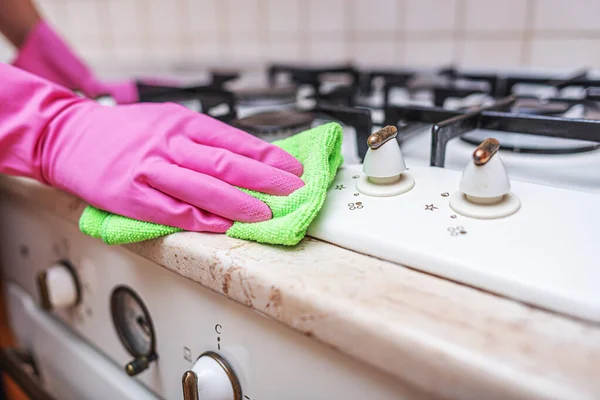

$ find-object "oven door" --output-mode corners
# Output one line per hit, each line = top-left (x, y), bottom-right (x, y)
(2, 281), (159, 400)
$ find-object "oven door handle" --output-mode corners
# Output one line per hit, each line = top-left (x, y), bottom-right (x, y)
(0, 347), (56, 400)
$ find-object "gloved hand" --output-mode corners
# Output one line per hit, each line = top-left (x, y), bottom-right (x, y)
(11, 20), (161, 104)
(0, 64), (304, 232)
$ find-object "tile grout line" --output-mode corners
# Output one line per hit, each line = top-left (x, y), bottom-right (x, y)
(93, 0), (112, 56)
(216, 0), (231, 64)
(257, 0), (269, 65)
(136, 0), (151, 63)
(177, 0), (193, 62)
(520, 0), (536, 67)
(452, 0), (466, 66)
(298, 0), (310, 59)
(345, 0), (356, 63)
(396, 0), (406, 65)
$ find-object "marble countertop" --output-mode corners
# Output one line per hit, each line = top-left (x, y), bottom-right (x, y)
(1, 175), (599, 400)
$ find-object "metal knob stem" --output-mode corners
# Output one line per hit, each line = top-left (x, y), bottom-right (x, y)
(367, 125), (398, 149)
(472, 138), (500, 166)
(181, 351), (242, 400)
(182, 371), (199, 400)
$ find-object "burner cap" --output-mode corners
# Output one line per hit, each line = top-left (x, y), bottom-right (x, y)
(234, 86), (297, 106)
(232, 111), (314, 136)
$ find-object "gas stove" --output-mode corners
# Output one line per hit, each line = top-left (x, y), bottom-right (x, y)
(140, 63), (600, 322)
(133, 63), (600, 194)
(2, 63), (600, 400)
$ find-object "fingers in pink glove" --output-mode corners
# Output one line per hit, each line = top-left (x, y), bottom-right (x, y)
(182, 117), (304, 177)
(177, 142), (304, 196)
(138, 189), (233, 232)
(145, 163), (273, 223)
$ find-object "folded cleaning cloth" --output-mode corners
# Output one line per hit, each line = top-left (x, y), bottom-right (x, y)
(79, 122), (343, 246)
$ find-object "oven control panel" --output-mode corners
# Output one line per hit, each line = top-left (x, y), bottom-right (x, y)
(0, 194), (421, 400)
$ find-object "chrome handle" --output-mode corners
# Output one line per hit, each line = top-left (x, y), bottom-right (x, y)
(0, 348), (56, 400)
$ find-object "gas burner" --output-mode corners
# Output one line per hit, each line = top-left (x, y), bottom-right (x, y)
(511, 98), (572, 115)
(234, 85), (297, 107)
(231, 110), (314, 140)
(267, 63), (360, 97)
(460, 131), (600, 154)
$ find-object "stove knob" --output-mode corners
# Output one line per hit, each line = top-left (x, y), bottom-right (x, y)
(356, 125), (415, 197)
(37, 261), (81, 310)
(450, 138), (521, 219)
(182, 352), (242, 400)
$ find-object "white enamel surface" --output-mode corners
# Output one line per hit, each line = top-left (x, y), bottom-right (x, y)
(362, 139), (407, 178)
(5, 283), (158, 400)
(450, 191), (521, 219)
(46, 263), (78, 308)
(459, 154), (511, 199)
(308, 164), (600, 323)
(356, 173), (415, 197)
(191, 356), (236, 400)
(399, 125), (600, 195)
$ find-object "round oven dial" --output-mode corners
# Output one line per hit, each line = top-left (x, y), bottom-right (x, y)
(182, 352), (242, 400)
(37, 261), (81, 310)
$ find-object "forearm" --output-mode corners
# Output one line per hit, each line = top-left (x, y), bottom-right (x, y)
(0, 63), (83, 182)
(0, 0), (41, 47)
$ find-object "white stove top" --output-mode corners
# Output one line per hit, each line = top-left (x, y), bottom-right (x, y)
(400, 126), (600, 195)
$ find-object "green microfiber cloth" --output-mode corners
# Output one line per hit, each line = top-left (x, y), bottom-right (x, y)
(78, 122), (343, 246)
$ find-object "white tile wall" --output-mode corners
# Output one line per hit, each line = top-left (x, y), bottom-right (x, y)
(530, 38), (600, 68)
(308, 0), (346, 36)
(145, 0), (184, 38)
(267, 0), (301, 34)
(0, 0), (599, 71)
(405, 38), (455, 67)
(461, 39), (523, 68)
(405, 0), (457, 32)
(464, 0), (527, 32)
(106, 0), (145, 40)
(353, 39), (399, 66)
(308, 39), (348, 62)
(186, 0), (219, 35)
(533, 0), (600, 31)
(267, 40), (302, 62)
(353, 0), (399, 33)
(226, 0), (260, 39)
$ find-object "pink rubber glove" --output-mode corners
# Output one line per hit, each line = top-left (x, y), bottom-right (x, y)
(0, 64), (304, 232)
(11, 20), (152, 104)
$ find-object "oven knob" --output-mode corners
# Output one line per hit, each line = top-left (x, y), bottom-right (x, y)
(182, 352), (242, 400)
(450, 138), (521, 219)
(36, 261), (81, 310)
(356, 125), (415, 197)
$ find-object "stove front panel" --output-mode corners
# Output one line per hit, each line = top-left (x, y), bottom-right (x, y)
(0, 193), (422, 400)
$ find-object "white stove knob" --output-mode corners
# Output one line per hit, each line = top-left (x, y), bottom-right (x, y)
(356, 126), (415, 197)
(37, 261), (81, 310)
(450, 138), (521, 219)
(182, 352), (242, 400)
(459, 138), (510, 205)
